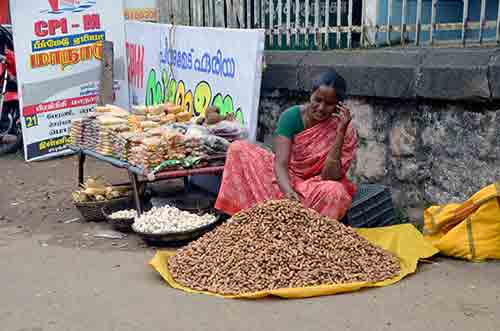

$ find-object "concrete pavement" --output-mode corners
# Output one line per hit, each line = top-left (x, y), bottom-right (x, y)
(1, 234), (499, 331)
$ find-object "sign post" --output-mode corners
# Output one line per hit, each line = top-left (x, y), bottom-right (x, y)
(10, 0), (129, 161)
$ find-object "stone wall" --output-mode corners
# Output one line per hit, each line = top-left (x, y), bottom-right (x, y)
(257, 89), (500, 212)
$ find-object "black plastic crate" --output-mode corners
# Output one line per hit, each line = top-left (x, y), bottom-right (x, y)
(343, 184), (397, 228)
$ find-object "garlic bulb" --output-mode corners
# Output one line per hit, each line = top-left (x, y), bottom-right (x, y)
(133, 206), (217, 234)
(109, 209), (138, 220)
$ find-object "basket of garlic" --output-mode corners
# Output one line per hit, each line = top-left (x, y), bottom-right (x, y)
(132, 205), (220, 245)
(102, 205), (138, 233)
(72, 177), (135, 222)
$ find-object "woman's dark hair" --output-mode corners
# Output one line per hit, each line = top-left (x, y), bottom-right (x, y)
(311, 69), (347, 102)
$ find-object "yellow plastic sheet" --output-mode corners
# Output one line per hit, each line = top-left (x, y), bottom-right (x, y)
(149, 224), (438, 299)
(424, 182), (500, 262)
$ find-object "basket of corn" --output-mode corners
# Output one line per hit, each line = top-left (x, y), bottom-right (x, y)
(72, 177), (136, 222)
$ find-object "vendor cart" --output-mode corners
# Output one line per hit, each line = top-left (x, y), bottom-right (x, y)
(72, 147), (224, 215)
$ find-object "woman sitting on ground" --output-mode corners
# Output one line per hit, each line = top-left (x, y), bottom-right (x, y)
(215, 69), (358, 220)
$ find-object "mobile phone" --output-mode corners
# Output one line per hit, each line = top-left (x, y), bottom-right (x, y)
(335, 102), (344, 114)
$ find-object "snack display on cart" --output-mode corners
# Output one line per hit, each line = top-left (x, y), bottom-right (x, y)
(69, 103), (241, 173)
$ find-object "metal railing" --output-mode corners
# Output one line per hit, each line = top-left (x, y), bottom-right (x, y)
(157, 0), (500, 49)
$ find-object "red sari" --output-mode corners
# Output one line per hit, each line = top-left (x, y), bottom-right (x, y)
(215, 117), (358, 220)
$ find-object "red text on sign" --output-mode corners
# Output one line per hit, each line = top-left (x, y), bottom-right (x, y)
(34, 18), (68, 37)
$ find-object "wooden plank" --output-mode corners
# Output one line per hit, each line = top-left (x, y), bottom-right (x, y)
(262, 0), (266, 28)
(255, 0), (261, 28)
(286, 0), (292, 46)
(183, 0), (191, 25)
(430, 0), (437, 45)
(278, 0), (283, 47)
(401, 0), (407, 46)
(295, 0), (300, 46)
(336, 0), (342, 48)
(190, 0), (196, 25)
(204, 0), (211, 26)
(497, 0), (500, 44)
(156, 0), (168, 23)
(415, 0), (422, 45)
(314, 0), (320, 48)
(198, 0), (203, 25)
(214, 0), (225, 26)
(386, 0), (393, 45)
(99, 41), (114, 106)
(170, 0), (176, 24)
(198, 0), (204, 26)
(348, 0), (353, 48)
(235, 0), (244, 28)
(479, 0), (487, 44)
(210, 0), (216, 26)
(462, 0), (469, 46)
(247, 0), (252, 28)
(177, 0), (183, 24)
(324, 0), (331, 48)
(227, 0), (235, 27)
(270, 0), (275, 47)
(361, 0), (366, 47)
(305, 0), (310, 46)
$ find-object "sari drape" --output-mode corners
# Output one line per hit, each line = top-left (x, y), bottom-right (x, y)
(215, 118), (358, 220)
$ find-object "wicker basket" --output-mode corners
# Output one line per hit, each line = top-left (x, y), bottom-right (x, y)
(74, 196), (133, 222)
(102, 199), (143, 232)
(134, 213), (222, 246)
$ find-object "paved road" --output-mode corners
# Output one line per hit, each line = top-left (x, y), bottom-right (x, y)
(1, 234), (499, 331)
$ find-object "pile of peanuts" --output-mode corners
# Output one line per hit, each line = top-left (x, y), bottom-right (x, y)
(168, 200), (401, 295)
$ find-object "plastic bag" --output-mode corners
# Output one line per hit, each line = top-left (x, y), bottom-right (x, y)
(208, 120), (241, 134)
(423, 182), (500, 261)
(185, 124), (211, 137)
(208, 121), (248, 141)
(149, 224), (438, 299)
(200, 135), (230, 153)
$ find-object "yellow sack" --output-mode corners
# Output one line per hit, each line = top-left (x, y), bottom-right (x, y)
(149, 224), (437, 299)
(424, 182), (500, 262)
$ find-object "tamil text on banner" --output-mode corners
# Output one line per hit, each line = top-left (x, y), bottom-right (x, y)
(125, 21), (265, 141)
(10, 0), (129, 161)
(124, 0), (158, 22)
